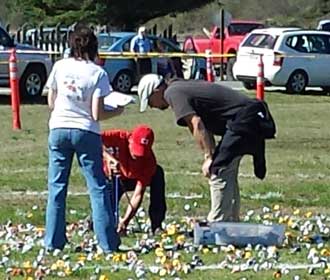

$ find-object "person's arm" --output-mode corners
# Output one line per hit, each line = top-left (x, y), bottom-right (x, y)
(47, 88), (57, 111)
(145, 38), (152, 52)
(92, 95), (124, 121)
(183, 114), (215, 177)
(183, 114), (215, 158)
(46, 63), (57, 111)
(92, 71), (124, 121)
(168, 58), (177, 77)
(117, 184), (146, 233)
(130, 36), (137, 52)
(102, 146), (120, 175)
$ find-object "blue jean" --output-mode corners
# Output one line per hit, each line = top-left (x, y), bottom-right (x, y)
(45, 128), (120, 252)
(111, 165), (166, 232)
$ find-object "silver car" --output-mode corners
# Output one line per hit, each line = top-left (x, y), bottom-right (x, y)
(0, 26), (53, 100)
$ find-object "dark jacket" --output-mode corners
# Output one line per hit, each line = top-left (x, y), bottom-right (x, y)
(210, 99), (276, 179)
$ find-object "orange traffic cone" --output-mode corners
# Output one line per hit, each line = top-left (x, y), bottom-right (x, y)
(9, 48), (21, 130)
(206, 49), (214, 82)
(256, 54), (265, 100)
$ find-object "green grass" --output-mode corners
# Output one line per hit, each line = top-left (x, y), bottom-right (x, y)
(1, 89), (330, 279)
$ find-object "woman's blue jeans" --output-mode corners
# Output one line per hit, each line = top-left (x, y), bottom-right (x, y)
(45, 128), (120, 252)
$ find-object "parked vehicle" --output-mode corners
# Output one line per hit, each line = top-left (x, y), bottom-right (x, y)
(233, 28), (330, 94)
(317, 20), (330, 32)
(98, 33), (207, 93)
(183, 20), (264, 80)
(25, 27), (69, 53)
(98, 32), (133, 51)
(0, 26), (53, 100)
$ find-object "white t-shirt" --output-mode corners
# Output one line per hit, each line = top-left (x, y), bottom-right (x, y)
(46, 58), (112, 134)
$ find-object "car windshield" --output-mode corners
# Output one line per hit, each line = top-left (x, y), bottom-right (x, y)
(242, 33), (278, 49)
(228, 23), (264, 36)
(149, 37), (180, 52)
(320, 22), (330, 31)
(98, 35), (121, 50)
(0, 27), (12, 46)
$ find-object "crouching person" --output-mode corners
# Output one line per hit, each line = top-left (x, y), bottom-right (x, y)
(101, 125), (166, 234)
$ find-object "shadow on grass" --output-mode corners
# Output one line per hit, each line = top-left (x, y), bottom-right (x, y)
(0, 95), (47, 105)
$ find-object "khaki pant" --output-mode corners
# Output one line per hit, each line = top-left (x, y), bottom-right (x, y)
(207, 156), (242, 222)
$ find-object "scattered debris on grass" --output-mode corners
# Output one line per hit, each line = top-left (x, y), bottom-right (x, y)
(1, 205), (330, 279)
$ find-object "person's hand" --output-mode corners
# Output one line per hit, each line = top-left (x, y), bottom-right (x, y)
(107, 159), (120, 176)
(202, 157), (213, 178)
(117, 220), (127, 235)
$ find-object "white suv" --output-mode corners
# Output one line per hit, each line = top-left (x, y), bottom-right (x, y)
(317, 20), (330, 31)
(233, 28), (330, 93)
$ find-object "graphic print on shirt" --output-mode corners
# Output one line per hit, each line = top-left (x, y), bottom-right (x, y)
(62, 74), (86, 102)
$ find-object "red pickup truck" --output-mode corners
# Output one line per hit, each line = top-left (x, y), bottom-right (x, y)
(183, 20), (264, 80)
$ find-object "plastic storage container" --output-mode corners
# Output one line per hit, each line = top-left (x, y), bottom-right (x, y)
(194, 221), (285, 247)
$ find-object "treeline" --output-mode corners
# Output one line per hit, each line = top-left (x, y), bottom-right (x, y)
(225, 0), (330, 28)
(1, 0), (330, 32)
(0, 0), (212, 29)
(145, 0), (330, 36)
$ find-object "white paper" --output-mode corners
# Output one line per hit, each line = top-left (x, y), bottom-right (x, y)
(104, 91), (136, 111)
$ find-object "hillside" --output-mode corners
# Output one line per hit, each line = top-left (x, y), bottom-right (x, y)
(145, 0), (330, 37)
(1, 0), (330, 34)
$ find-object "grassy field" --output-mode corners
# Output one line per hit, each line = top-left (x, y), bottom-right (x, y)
(0, 88), (330, 279)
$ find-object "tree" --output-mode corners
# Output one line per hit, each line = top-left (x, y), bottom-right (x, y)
(317, 0), (330, 15)
(100, 0), (213, 29)
(0, 0), (9, 26)
(5, 0), (106, 27)
(4, 0), (213, 29)
(5, 0), (329, 32)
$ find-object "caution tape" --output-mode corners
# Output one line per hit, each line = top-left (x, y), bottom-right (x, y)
(0, 49), (230, 58)
(0, 49), (235, 59)
(98, 51), (235, 59)
(0, 49), (57, 55)
(254, 53), (328, 59)
(0, 49), (328, 60)
(0, 60), (29, 64)
(97, 51), (330, 59)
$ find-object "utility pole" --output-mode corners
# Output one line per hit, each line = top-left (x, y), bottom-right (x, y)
(220, 8), (225, 81)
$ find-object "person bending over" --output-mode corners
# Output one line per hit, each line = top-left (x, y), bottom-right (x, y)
(102, 124), (166, 234)
(137, 75), (276, 223)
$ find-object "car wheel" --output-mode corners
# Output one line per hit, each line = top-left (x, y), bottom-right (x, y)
(113, 70), (133, 93)
(226, 57), (236, 81)
(286, 70), (308, 94)
(243, 81), (256, 90)
(19, 64), (46, 100)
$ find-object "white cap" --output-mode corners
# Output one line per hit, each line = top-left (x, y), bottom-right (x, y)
(137, 74), (163, 112)
(138, 26), (146, 34)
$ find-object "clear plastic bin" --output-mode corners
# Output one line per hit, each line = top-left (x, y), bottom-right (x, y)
(194, 221), (285, 247)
